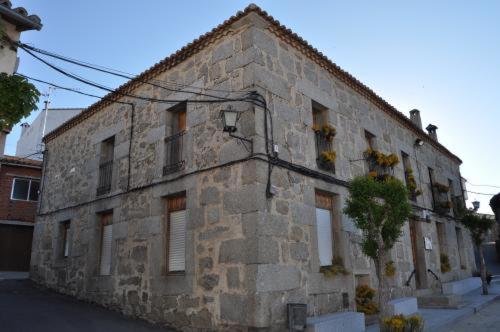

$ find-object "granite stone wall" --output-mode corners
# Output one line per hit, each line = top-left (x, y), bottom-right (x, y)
(31, 12), (476, 331)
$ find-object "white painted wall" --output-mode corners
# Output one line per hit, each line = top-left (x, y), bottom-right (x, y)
(15, 108), (83, 159)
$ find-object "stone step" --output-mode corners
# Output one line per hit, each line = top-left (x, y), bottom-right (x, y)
(417, 293), (464, 309)
(306, 311), (365, 332)
(414, 288), (434, 297)
(387, 297), (418, 316)
(442, 277), (481, 295)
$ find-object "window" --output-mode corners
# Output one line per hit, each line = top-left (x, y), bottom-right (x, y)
(99, 212), (113, 275)
(436, 222), (446, 253)
(428, 167), (435, 208)
(364, 130), (376, 150)
(61, 221), (71, 258)
(456, 227), (466, 269)
(97, 136), (115, 196)
(11, 178), (40, 201)
(166, 194), (186, 273)
(315, 191), (340, 267)
(164, 103), (186, 175)
(312, 101), (335, 173)
(402, 152), (417, 201)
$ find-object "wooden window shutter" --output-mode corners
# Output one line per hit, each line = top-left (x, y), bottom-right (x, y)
(315, 191), (333, 209)
(99, 213), (113, 275)
(166, 195), (186, 273)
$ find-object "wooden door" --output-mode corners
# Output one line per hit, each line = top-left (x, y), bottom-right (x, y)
(409, 220), (421, 288)
(0, 224), (33, 271)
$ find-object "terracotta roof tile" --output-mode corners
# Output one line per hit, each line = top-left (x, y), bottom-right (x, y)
(0, 155), (42, 168)
(42, 4), (461, 164)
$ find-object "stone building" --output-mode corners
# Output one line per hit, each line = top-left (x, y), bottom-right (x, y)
(31, 5), (476, 331)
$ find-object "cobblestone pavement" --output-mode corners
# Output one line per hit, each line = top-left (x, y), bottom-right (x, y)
(0, 279), (173, 332)
(445, 298), (500, 332)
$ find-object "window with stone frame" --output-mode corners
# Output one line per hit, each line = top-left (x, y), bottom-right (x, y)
(60, 220), (70, 258)
(97, 136), (115, 196)
(164, 102), (186, 175)
(401, 151), (418, 201)
(312, 101), (335, 173)
(99, 212), (113, 276)
(364, 130), (376, 173)
(165, 193), (186, 274)
(314, 190), (342, 267)
(455, 227), (467, 269)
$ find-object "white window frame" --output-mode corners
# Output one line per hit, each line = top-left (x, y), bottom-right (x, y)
(10, 178), (40, 201)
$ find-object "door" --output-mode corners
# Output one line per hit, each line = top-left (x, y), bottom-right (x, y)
(409, 220), (421, 288)
(0, 224), (34, 271)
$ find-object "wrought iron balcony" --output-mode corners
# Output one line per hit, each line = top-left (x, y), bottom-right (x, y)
(163, 130), (186, 176)
(315, 132), (335, 173)
(97, 160), (113, 196)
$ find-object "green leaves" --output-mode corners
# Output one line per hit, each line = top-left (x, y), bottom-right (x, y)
(0, 73), (40, 130)
(344, 176), (412, 260)
(459, 209), (495, 246)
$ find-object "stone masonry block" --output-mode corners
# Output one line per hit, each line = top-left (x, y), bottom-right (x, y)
(256, 264), (300, 292)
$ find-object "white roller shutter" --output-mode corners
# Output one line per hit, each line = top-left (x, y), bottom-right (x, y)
(63, 225), (70, 257)
(316, 207), (333, 267)
(99, 224), (113, 275)
(168, 210), (186, 272)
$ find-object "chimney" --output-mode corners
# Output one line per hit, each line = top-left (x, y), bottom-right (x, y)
(0, 129), (9, 157)
(426, 124), (438, 141)
(409, 109), (422, 129)
(20, 123), (30, 136)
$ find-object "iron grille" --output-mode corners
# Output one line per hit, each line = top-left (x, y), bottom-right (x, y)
(163, 130), (186, 176)
(97, 160), (113, 196)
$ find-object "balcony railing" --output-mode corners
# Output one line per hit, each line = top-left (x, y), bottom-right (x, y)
(163, 130), (186, 176)
(431, 183), (452, 215)
(97, 160), (113, 196)
(315, 132), (335, 173)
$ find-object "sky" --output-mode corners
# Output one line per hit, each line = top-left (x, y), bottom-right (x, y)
(7, 1), (500, 213)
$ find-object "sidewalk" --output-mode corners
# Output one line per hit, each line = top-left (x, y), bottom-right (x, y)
(0, 271), (29, 280)
(366, 280), (500, 332)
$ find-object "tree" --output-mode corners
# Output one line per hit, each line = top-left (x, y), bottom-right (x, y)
(459, 209), (495, 295)
(0, 73), (40, 131)
(344, 176), (412, 319)
(490, 193), (500, 222)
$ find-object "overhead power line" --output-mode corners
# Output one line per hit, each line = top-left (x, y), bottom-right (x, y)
(14, 40), (243, 96)
(466, 190), (496, 196)
(465, 180), (500, 189)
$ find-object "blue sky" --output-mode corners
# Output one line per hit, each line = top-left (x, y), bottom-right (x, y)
(8, 1), (500, 213)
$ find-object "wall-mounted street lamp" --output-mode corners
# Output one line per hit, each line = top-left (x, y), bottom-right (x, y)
(472, 200), (480, 211)
(221, 105), (240, 133)
(415, 138), (424, 147)
(220, 105), (253, 153)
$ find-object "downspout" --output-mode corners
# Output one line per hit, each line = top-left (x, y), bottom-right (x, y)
(126, 103), (135, 191)
(37, 148), (48, 215)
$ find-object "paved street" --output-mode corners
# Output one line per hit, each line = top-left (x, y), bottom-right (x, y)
(0, 279), (172, 332)
(444, 299), (500, 332)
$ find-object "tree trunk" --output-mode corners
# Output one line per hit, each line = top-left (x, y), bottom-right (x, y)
(375, 239), (391, 322)
(478, 244), (488, 295)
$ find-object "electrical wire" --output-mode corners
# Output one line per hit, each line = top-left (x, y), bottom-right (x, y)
(14, 39), (245, 96)
(17, 73), (105, 100)
(466, 190), (496, 196)
(19, 44), (247, 105)
(465, 181), (500, 189)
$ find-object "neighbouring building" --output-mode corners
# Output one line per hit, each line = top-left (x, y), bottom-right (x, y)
(31, 5), (476, 330)
(0, 0), (42, 74)
(16, 108), (83, 160)
(0, 1), (42, 272)
(0, 155), (42, 271)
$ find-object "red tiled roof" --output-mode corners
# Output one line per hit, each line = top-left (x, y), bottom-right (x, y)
(42, 4), (461, 164)
(0, 155), (42, 168)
